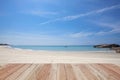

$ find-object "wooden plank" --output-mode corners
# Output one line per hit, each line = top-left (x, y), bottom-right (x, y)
(99, 64), (120, 80)
(0, 64), (19, 74)
(0, 64), (7, 69)
(0, 64), (120, 80)
(58, 64), (67, 80)
(72, 64), (86, 80)
(102, 64), (120, 75)
(65, 64), (77, 80)
(47, 64), (57, 80)
(16, 64), (37, 80)
(36, 64), (51, 80)
(0, 64), (25, 80)
(91, 64), (120, 80)
(87, 64), (107, 80)
(90, 64), (110, 80)
(56, 64), (59, 80)
(26, 64), (42, 80)
(5, 64), (32, 80)
(78, 64), (98, 80)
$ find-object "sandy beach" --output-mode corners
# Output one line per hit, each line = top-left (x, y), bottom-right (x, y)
(0, 46), (120, 64)
(0, 46), (120, 80)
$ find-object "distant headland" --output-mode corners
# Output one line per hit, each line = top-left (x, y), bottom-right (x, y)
(0, 44), (9, 46)
(94, 44), (120, 53)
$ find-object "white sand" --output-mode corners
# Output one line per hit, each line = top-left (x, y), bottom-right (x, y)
(0, 46), (120, 63)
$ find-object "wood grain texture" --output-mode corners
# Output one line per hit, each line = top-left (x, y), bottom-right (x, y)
(0, 64), (120, 80)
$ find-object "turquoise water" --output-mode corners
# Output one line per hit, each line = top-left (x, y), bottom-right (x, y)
(12, 45), (110, 51)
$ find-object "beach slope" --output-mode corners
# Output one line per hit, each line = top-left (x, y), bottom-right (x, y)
(0, 46), (120, 63)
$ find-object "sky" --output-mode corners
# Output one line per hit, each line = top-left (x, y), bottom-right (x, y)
(0, 0), (120, 45)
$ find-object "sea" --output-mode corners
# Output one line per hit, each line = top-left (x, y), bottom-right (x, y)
(12, 45), (111, 51)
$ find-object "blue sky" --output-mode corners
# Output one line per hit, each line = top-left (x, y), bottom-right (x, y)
(0, 0), (120, 45)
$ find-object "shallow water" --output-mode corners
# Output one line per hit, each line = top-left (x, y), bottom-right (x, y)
(12, 45), (111, 51)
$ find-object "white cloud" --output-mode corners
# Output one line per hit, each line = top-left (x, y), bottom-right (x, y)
(0, 32), (73, 45)
(69, 22), (120, 38)
(63, 4), (120, 21)
(30, 10), (58, 15)
(40, 18), (60, 25)
(96, 22), (120, 35)
(62, 12), (93, 21)
(95, 4), (120, 13)
(97, 22), (120, 28)
(21, 10), (58, 17)
(70, 32), (93, 38)
(40, 4), (120, 24)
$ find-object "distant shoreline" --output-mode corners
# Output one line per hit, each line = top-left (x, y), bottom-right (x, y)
(0, 45), (114, 52)
(11, 45), (112, 51)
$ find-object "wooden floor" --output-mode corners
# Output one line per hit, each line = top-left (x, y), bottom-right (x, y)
(0, 64), (120, 80)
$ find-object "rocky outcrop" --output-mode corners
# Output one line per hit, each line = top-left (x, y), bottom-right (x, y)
(94, 44), (120, 48)
(116, 49), (120, 53)
(111, 47), (120, 53)
(94, 44), (120, 53)
(0, 44), (9, 46)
